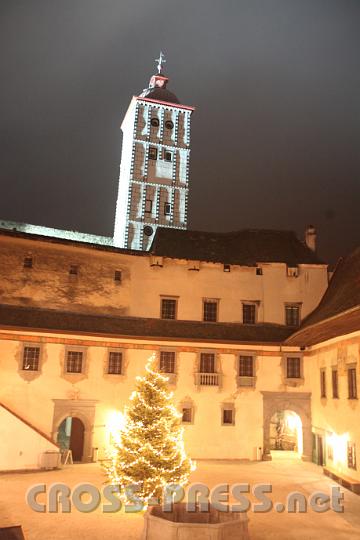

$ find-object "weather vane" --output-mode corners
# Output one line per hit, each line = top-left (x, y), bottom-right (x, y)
(155, 51), (166, 74)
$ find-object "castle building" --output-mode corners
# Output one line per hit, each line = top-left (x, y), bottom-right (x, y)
(0, 57), (359, 494)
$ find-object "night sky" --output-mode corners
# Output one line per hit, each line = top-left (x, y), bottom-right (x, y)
(1, 1), (359, 264)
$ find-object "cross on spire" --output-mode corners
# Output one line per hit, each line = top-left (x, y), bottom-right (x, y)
(155, 51), (166, 74)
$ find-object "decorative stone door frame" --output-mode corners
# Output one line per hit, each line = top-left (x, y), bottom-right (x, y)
(261, 391), (312, 461)
(52, 399), (98, 463)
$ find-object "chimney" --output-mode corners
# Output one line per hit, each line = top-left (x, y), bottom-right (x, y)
(305, 225), (317, 252)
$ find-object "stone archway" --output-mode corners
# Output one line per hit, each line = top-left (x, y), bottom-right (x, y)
(52, 399), (98, 463)
(261, 392), (312, 461)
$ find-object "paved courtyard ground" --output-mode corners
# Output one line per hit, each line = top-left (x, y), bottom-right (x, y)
(0, 452), (359, 540)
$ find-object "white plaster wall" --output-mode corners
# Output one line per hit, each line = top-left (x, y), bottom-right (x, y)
(309, 331), (360, 480)
(0, 405), (58, 471)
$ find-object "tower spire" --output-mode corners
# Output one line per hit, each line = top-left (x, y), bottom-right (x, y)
(155, 51), (166, 74)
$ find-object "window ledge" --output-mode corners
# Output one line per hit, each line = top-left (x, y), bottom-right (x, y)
(237, 376), (256, 388)
(285, 377), (304, 387)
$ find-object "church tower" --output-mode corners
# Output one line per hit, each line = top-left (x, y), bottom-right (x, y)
(113, 53), (195, 250)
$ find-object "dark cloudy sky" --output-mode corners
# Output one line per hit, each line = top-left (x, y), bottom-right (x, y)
(0, 0), (359, 263)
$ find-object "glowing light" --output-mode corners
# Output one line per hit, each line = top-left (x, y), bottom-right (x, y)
(106, 411), (126, 445)
(327, 432), (349, 466)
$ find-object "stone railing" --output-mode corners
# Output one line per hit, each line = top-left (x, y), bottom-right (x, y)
(195, 372), (220, 386)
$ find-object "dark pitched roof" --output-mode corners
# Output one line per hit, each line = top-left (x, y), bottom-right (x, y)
(286, 247), (360, 346)
(150, 228), (324, 266)
(140, 87), (180, 104)
(0, 304), (293, 345)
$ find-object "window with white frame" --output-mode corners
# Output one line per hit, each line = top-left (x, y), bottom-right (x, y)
(159, 351), (176, 373)
(66, 351), (83, 373)
(108, 351), (123, 375)
(22, 346), (40, 371)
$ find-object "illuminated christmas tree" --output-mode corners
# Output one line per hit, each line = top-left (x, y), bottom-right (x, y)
(105, 355), (194, 505)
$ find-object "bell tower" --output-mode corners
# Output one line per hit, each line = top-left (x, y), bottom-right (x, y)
(113, 53), (195, 250)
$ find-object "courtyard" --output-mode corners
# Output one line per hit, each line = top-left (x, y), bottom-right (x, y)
(0, 453), (359, 540)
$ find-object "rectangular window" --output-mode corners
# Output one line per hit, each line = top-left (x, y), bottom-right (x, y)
(320, 369), (327, 398)
(222, 409), (234, 425)
(348, 367), (357, 399)
(114, 270), (122, 282)
(182, 407), (192, 423)
(243, 303), (256, 324)
(22, 346), (40, 371)
(148, 147), (158, 160)
(332, 369), (339, 398)
(285, 305), (300, 327)
(23, 256), (33, 269)
(203, 300), (218, 322)
(164, 202), (171, 215)
(239, 356), (254, 377)
(200, 353), (215, 373)
(66, 351), (83, 373)
(287, 357), (301, 379)
(164, 151), (172, 162)
(69, 265), (78, 276)
(160, 351), (175, 373)
(108, 351), (122, 375)
(145, 199), (153, 214)
(348, 442), (357, 470)
(161, 298), (177, 320)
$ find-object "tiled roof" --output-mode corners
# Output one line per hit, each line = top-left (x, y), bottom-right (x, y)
(0, 304), (293, 345)
(286, 246), (360, 346)
(151, 228), (324, 266)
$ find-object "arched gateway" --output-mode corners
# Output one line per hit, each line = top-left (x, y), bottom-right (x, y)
(261, 392), (312, 461)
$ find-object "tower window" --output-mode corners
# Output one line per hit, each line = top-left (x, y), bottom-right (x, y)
(164, 151), (173, 162)
(285, 304), (300, 327)
(143, 225), (154, 237)
(164, 202), (171, 215)
(145, 199), (153, 214)
(114, 270), (122, 283)
(148, 147), (158, 160)
(23, 256), (33, 269)
(150, 118), (159, 127)
(165, 120), (174, 129)
(69, 265), (78, 276)
(161, 298), (177, 320)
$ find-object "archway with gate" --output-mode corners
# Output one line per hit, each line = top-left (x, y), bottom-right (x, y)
(261, 392), (312, 461)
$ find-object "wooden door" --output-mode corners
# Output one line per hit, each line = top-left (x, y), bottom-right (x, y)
(70, 417), (85, 462)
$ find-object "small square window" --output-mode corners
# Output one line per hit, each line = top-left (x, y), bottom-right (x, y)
(164, 202), (171, 215)
(287, 357), (301, 379)
(69, 265), (78, 276)
(114, 270), (122, 283)
(145, 199), (153, 214)
(164, 151), (172, 162)
(222, 409), (234, 425)
(66, 351), (83, 373)
(182, 407), (192, 423)
(23, 256), (33, 269)
(108, 351), (122, 375)
(22, 346), (40, 371)
(348, 367), (357, 399)
(160, 351), (176, 373)
(239, 356), (254, 377)
(203, 300), (218, 322)
(148, 147), (158, 160)
(243, 303), (256, 324)
(285, 305), (300, 327)
(161, 298), (177, 320)
(256, 267), (263, 276)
